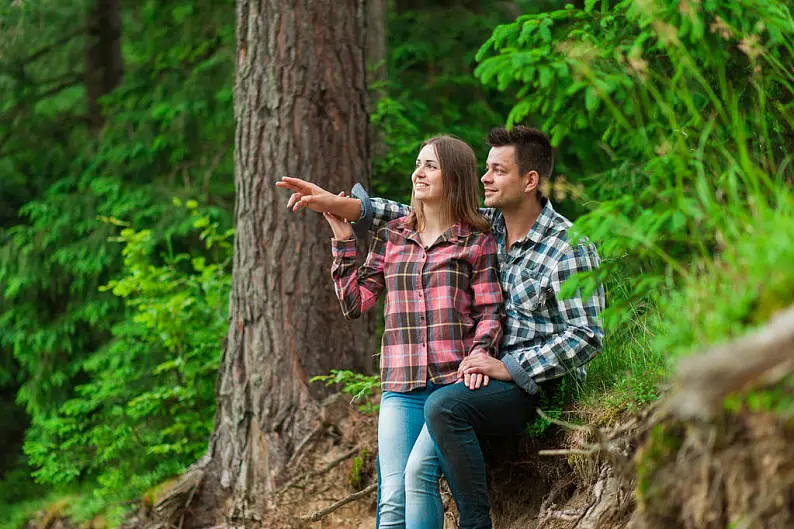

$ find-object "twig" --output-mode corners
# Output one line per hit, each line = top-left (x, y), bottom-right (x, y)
(732, 470), (794, 529)
(301, 483), (377, 522)
(273, 446), (359, 496)
(538, 447), (600, 457)
(286, 423), (325, 469)
(537, 408), (591, 432)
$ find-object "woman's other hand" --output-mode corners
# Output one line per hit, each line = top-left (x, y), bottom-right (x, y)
(324, 192), (354, 240)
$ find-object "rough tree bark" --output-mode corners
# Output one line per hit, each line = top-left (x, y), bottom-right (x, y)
(84, 0), (123, 129)
(160, 1), (378, 527)
(366, 0), (388, 159)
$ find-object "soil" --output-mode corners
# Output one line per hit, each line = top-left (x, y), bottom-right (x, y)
(22, 382), (794, 529)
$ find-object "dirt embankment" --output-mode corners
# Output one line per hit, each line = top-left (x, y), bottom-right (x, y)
(22, 389), (794, 529)
(25, 309), (794, 529)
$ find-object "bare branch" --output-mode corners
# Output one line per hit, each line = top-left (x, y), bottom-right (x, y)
(301, 483), (377, 522)
(536, 408), (592, 432)
(273, 446), (360, 497)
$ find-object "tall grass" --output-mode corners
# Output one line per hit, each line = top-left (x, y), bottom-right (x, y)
(474, 1), (794, 410)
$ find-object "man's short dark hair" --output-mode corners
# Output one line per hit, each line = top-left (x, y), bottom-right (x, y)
(487, 126), (553, 179)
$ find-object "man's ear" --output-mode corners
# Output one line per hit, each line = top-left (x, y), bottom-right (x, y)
(522, 170), (540, 193)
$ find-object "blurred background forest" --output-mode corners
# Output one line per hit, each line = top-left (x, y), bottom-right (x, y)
(2, 0), (793, 527)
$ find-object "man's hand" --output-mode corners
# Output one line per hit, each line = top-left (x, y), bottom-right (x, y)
(457, 354), (512, 390)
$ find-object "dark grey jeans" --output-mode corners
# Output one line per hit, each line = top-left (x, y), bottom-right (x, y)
(424, 380), (540, 529)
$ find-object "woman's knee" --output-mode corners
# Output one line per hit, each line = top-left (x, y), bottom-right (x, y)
(379, 471), (405, 508)
(405, 452), (439, 490)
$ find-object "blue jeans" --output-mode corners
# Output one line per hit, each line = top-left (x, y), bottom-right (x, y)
(424, 380), (540, 529)
(378, 385), (444, 529)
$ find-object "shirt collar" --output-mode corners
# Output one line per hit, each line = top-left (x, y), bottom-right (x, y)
(492, 197), (555, 245)
(396, 218), (472, 245)
(527, 197), (554, 244)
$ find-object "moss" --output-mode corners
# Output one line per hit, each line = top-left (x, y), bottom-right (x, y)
(348, 448), (372, 490)
(141, 478), (178, 509)
(750, 274), (794, 326)
(724, 376), (794, 428)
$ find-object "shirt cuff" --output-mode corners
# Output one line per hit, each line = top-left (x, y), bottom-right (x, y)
(351, 183), (373, 239)
(331, 238), (357, 258)
(501, 354), (539, 395)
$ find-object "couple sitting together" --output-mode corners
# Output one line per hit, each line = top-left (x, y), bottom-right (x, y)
(277, 126), (605, 529)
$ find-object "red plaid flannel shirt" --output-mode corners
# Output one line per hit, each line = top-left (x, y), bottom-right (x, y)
(331, 217), (503, 392)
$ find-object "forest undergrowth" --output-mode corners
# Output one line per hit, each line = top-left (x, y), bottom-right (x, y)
(3, 0), (794, 527)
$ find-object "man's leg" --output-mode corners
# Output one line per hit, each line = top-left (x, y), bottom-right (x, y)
(424, 381), (539, 529)
(378, 389), (431, 528)
(404, 424), (443, 529)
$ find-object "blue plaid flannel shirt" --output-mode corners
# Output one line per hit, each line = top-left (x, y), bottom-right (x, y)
(351, 184), (605, 394)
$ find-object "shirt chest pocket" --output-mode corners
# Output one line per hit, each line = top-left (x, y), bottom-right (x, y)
(507, 268), (548, 315)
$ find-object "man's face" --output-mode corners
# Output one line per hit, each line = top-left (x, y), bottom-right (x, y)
(481, 145), (526, 210)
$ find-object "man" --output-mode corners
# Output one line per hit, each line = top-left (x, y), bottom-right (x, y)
(278, 126), (604, 529)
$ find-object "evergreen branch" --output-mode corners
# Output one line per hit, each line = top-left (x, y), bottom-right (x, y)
(36, 76), (83, 100)
(21, 26), (90, 67)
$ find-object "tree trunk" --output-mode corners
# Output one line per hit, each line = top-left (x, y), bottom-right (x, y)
(366, 0), (388, 160)
(84, 0), (123, 130)
(177, 1), (377, 526)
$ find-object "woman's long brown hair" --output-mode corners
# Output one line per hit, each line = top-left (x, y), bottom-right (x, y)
(407, 135), (490, 234)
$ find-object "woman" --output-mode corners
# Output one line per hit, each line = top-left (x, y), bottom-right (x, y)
(319, 136), (503, 529)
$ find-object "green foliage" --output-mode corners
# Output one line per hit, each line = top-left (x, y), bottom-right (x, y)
(635, 421), (686, 505)
(476, 0), (794, 405)
(372, 1), (547, 200)
(0, 0), (234, 519)
(527, 375), (576, 437)
(22, 206), (231, 520)
(1, 0), (234, 421)
(348, 448), (370, 490)
(4, 0), (794, 524)
(311, 370), (381, 415)
(724, 376), (794, 426)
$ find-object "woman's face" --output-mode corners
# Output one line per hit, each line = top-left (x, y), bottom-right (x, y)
(412, 144), (444, 204)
